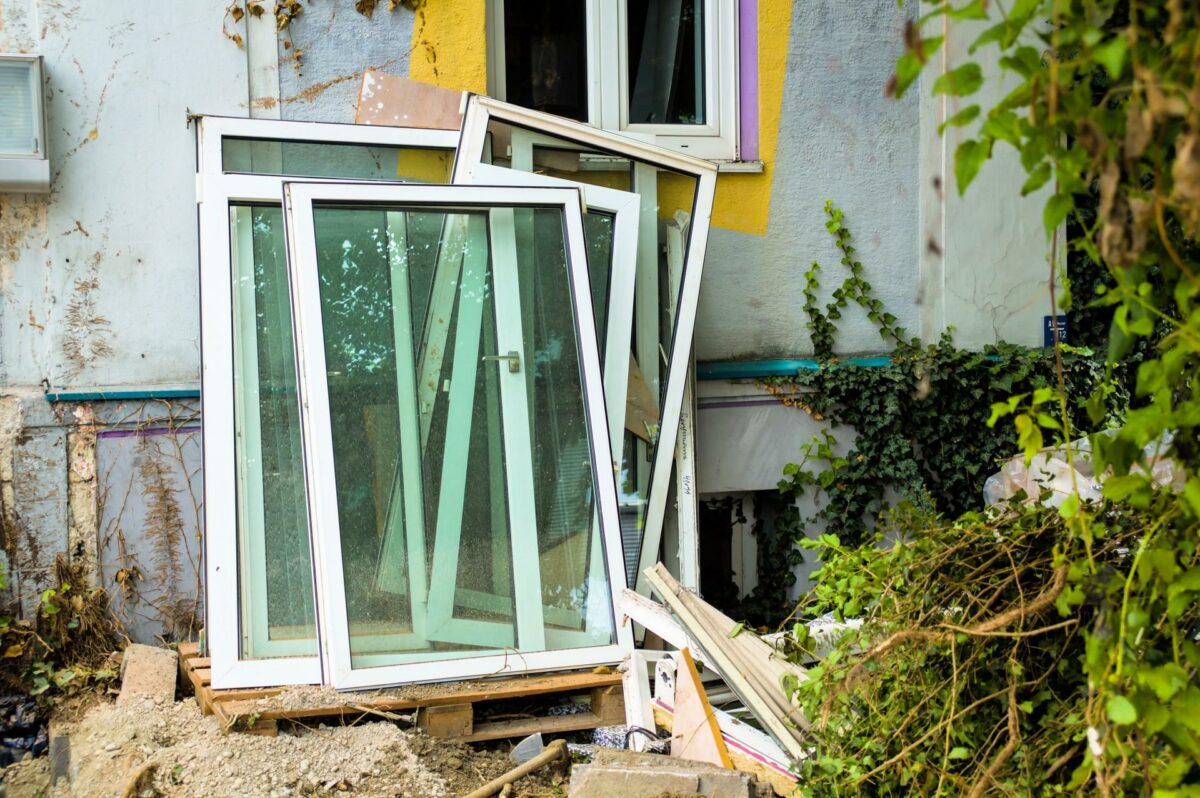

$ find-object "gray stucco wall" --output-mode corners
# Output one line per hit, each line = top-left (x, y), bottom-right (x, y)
(0, 0), (248, 390)
(276, 3), (414, 123)
(696, 0), (918, 361)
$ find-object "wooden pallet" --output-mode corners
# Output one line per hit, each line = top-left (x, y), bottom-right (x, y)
(178, 642), (624, 740)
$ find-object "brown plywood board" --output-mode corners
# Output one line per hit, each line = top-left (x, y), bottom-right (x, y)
(356, 70), (463, 130)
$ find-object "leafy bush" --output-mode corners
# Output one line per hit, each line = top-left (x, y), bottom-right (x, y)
(0, 556), (121, 700)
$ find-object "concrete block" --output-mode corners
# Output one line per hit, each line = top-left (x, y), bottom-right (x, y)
(568, 764), (702, 797)
(570, 750), (766, 798)
(116, 644), (177, 706)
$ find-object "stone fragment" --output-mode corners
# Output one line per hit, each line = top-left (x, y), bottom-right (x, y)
(117, 645), (178, 707)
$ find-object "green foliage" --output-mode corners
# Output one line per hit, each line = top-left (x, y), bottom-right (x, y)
(785, 1), (1200, 794)
(0, 557), (120, 702)
(787, 499), (1199, 797)
(769, 202), (1104, 553)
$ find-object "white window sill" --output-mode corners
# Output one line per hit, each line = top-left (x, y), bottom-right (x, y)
(714, 160), (764, 174)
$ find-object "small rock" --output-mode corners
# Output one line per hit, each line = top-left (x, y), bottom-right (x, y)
(104, 742), (120, 752)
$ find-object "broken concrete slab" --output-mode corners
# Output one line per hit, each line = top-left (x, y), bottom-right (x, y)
(569, 750), (771, 798)
(116, 644), (177, 706)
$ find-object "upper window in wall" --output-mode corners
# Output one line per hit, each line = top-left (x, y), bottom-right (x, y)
(488, 0), (739, 161)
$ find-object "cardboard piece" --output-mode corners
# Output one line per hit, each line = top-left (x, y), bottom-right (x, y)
(355, 70), (463, 130)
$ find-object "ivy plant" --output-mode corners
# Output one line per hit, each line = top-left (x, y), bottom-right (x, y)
(787, 2), (1200, 795)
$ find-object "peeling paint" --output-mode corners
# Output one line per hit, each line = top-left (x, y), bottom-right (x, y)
(61, 255), (115, 380)
(0, 195), (49, 288)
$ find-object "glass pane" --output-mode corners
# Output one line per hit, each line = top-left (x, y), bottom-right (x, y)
(222, 138), (453, 182)
(627, 0), (706, 125)
(583, 210), (615, 354)
(502, 0), (588, 122)
(479, 118), (699, 582)
(225, 143), (453, 663)
(0, 61), (38, 155)
(308, 202), (614, 669)
(231, 204), (316, 657)
(483, 120), (634, 191)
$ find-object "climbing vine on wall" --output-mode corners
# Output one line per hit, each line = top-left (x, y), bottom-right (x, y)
(738, 202), (1107, 625)
(785, 1), (1200, 794)
(221, 0), (428, 69)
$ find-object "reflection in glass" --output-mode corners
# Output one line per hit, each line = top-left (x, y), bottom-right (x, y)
(222, 139), (453, 182)
(481, 119), (698, 586)
(627, 0), (706, 125)
(231, 205), (316, 657)
(502, 0), (589, 122)
(308, 203), (614, 669)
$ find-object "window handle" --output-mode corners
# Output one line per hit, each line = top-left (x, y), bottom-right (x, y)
(481, 350), (521, 373)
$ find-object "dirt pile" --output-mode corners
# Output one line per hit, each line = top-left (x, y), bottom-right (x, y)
(6, 694), (570, 798)
(61, 695), (446, 798)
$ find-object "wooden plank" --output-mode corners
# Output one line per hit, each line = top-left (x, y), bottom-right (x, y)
(591, 685), (626, 726)
(417, 703), (473, 738)
(457, 712), (605, 743)
(188, 657), (211, 670)
(192, 668), (212, 687)
(208, 687), (284, 704)
(213, 702), (279, 737)
(178, 641), (200, 659)
(670, 649), (731, 768)
(216, 671), (622, 722)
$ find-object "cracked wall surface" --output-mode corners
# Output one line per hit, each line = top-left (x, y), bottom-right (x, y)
(0, 0), (248, 389)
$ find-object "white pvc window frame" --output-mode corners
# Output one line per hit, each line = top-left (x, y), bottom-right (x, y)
(453, 161), (640, 463)
(196, 116), (460, 689)
(486, 0), (739, 161)
(283, 181), (633, 689)
(453, 95), (718, 599)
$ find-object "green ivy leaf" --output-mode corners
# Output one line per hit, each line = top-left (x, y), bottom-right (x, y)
(1058, 493), (1080, 519)
(933, 63), (984, 96)
(939, 104), (981, 134)
(1021, 162), (1052, 195)
(1106, 695), (1138, 726)
(1043, 193), (1073, 237)
(955, 138), (993, 194)
(1092, 36), (1128, 78)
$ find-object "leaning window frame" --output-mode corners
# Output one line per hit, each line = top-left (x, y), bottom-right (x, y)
(453, 95), (718, 599)
(486, 0), (740, 161)
(281, 181), (633, 689)
(195, 116), (460, 689)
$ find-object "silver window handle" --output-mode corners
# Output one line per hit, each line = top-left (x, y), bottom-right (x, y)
(481, 350), (521, 373)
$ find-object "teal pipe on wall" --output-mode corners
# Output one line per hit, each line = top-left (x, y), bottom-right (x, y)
(697, 357), (894, 380)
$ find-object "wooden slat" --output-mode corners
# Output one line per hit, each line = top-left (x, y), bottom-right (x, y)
(192, 668), (212, 687)
(457, 712), (606, 743)
(216, 671), (621, 722)
(178, 642), (200, 659)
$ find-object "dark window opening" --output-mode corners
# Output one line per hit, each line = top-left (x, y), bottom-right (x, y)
(503, 1), (589, 123)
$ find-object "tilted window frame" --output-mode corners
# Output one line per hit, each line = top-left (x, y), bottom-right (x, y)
(195, 116), (461, 689)
(281, 181), (633, 689)
(452, 94), (718, 599)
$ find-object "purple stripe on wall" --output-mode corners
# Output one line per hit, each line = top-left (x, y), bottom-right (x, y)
(738, 0), (760, 162)
(97, 425), (202, 440)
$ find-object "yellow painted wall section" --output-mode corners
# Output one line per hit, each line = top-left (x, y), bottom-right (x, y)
(410, 0), (793, 236)
(712, 0), (793, 236)
(408, 0), (488, 93)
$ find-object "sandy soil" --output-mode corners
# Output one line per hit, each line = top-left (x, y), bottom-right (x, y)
(3, 696), (569, 798)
